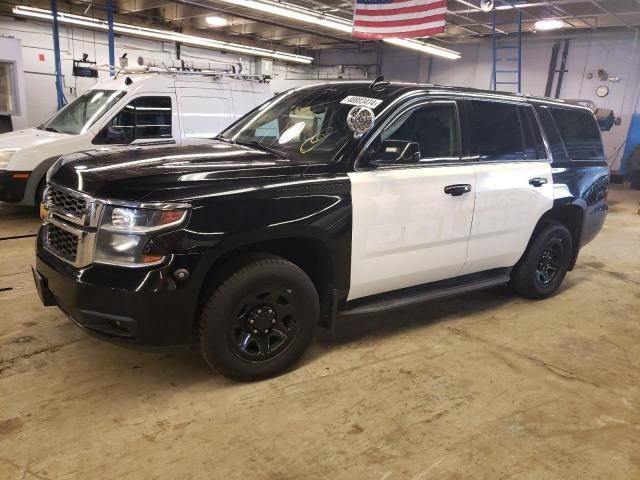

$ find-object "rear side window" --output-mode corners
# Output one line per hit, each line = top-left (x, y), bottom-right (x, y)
(519, 106), (546, 161)
(470, 101), (524, 162)
(548, 107), (604, 161)
(534, 106), (568, 162)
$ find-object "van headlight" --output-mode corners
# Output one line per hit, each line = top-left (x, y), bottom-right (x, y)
(0, 148), (18, 169)
(95, 205), (188, 266)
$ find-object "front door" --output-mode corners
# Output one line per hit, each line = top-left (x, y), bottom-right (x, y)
(348, 100), (476, 301)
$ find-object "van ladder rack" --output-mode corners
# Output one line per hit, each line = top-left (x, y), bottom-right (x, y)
(90, 65), (271, 83)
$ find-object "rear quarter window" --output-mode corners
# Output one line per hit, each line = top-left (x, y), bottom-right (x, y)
(547, 107), (604, 161)
(534, 106), (568, 162)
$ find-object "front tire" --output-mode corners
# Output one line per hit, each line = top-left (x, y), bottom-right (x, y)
(511, 221), (573, 299)
(198, 256), (318, 381)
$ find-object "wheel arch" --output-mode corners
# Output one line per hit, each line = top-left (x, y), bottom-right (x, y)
(194, 231), (344, 334)
(23, 156), (59, 206)
(532, 203), (585, 271)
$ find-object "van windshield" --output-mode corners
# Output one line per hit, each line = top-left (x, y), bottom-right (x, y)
(220, 87), (358, 163)
(40, 89), (126, 135)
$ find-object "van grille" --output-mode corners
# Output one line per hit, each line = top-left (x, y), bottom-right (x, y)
(45, 224), (79, 262)
(46, 186), (88, 220)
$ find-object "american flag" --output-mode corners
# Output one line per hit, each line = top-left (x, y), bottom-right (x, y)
(352, 0), (448, 40)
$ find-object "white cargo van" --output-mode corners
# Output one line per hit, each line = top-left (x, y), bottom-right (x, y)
(0, 70), (272, 207)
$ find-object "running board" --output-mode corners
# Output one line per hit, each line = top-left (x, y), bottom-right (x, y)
(340, 268), (512, 317)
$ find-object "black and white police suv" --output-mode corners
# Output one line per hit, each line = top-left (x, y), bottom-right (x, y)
(33, 80), (609, 381)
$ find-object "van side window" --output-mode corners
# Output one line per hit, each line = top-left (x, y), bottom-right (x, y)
(470, 101), (524, 162)
(370, 102), (460, 165)
(519, 105), (546, 161)
(534, 106), (568, 162)
(102, 97), (172, 144)
(547, 107), (604, 161)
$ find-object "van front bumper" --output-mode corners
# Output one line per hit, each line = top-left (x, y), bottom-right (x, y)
(0, 170), (30, 202)
(33, 237), (205, 347)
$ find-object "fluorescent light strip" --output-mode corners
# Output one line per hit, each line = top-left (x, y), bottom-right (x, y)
(214, 0), (461, 60)
(12, 6), (313, 64)
(217, 0), (353, 33)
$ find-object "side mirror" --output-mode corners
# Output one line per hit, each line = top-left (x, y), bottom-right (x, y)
(104, 126), (126, 144)
(366, 140), (421, 166)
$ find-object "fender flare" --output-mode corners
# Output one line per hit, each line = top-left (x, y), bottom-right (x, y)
(22, 156), (60, 206)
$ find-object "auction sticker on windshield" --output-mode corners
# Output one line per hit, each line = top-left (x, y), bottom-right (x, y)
(340, 96), (383, 109)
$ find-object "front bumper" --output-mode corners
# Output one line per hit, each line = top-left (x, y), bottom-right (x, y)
(0, 170), (30, 203)
(34, 232), (205, 347)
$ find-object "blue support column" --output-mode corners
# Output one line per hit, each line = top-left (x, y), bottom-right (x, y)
(50, 0), (66, 109)
(107, 0), (115, 76)
(491, 10), (497, 91)
(517, 9), (522, 93)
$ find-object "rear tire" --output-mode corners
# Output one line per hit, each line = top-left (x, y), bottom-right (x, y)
(198, 256), (318, 381)
(511, 221), (573, 299)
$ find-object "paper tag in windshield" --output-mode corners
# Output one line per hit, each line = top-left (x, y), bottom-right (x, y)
(340, 96), (383, 109)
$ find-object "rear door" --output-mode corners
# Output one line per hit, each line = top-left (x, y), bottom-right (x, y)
(348, 100), (476, 301)
(461, 100), (553, 275)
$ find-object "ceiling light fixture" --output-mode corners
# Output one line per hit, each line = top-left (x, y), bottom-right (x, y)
(205, 15), (228, 27)
(12, 6), (313, 64)
(214, 0), (461, 60)
(534, 19), (564, 31)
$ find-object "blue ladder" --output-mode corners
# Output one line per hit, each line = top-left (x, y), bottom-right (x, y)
(492, 9), (522, 93)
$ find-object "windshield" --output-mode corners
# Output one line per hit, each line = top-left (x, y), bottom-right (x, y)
(41, 89), (126, 135)
(221, 87), (359, 163)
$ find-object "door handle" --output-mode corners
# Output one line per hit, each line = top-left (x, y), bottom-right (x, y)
(444, 184), (472, 196)
(529, 177), (548, 187)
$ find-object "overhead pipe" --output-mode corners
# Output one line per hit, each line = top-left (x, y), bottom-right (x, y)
(544, 42), (560, 98)
(555, 39), (570, 99)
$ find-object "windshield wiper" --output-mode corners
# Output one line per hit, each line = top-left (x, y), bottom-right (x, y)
(240, 141), (288, 159)
(220, 137), (288, 159)
(37, 126), (60, 133)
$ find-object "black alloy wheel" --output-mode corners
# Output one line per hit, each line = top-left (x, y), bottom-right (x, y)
(535, 237), (565, 287)
(198, 255), (318, 381)
(511, 220), (573, 299)
(229, 287), (298, 361)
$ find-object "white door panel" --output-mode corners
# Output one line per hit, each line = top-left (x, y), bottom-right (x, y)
(179, 95), (233, 139)
(462, 162), (553, 275)
(348, 165), (475, 301)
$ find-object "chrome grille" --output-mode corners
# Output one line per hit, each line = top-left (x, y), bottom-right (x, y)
(46, 186), (88, 220)
(45, 224), (79, 263)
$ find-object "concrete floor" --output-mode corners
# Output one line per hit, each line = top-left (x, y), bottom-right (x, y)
(0, 185), (639, 480)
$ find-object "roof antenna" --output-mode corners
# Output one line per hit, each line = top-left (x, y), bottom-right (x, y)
(370, 75), (390, 91)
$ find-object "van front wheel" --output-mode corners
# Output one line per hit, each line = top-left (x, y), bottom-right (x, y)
(198, 256), (318, 381)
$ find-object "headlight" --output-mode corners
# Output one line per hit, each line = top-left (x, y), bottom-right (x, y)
(0, 148), (18, 169)
(95, 205), (188, 267)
